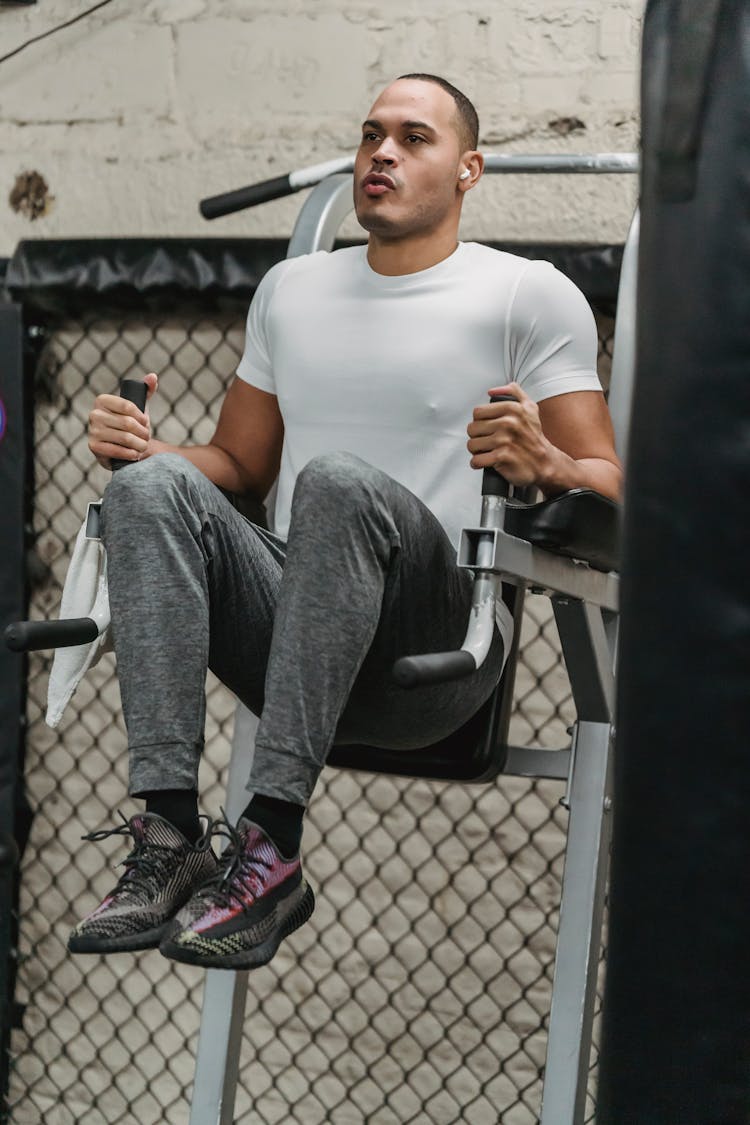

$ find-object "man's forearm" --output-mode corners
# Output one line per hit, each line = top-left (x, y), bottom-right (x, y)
(538, 447), (622, 502)
(147, 440), (252, 495)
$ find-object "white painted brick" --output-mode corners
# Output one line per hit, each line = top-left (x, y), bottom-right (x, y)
(0, 1), (644, 255)
(144, 0), (208, 22)
(520, 74), (587, 113)
(0, 22), (173, 124)
(175, 16), (368, 143)
(506, 7), (599, 75)
(584, 70), (640, 108)
(2, 134), (638, 250)
(599, 7), (638, 59)
(365, 18), (443, 92)
(464, 172), (638, 243)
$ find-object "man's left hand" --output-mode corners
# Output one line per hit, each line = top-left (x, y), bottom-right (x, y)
(466, 382), (554, 487)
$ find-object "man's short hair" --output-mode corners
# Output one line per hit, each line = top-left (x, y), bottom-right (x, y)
(397, 73), (479, 151)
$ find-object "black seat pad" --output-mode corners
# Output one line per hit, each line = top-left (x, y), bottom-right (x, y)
(504, 488), (620, 573)
(327, 688), (503, 782)
(325, 492), (617, 782)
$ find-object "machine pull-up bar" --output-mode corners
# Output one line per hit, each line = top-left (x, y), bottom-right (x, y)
(199, 152), (639, 220)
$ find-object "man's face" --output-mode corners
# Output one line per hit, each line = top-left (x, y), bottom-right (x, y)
(353, 79), (465, 241)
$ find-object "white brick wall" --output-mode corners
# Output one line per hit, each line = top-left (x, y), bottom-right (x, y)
(0, 1), (642, 257)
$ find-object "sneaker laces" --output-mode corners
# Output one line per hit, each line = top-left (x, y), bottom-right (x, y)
(81, 812), (212, 898)
(200, 813), (275, 912)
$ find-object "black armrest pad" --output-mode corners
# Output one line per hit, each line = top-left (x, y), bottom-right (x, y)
(504, 488), (620, 573)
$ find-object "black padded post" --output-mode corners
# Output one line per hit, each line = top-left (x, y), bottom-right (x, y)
(5, 618), (99, 653)
(111, 378), (148, 471)
(200, 174), (294, 218)
(0, 300), (25, 1114)
(481, 392), (515, 498)
(598, 3), (750, 1121)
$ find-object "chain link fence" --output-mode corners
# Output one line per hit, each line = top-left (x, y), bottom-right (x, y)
(7, 301), (614, 1124)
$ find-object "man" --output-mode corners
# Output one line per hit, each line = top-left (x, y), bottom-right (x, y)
(73, 74), (621, 969)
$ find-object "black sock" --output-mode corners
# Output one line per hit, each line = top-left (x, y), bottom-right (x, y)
(241, 794), (304, 857)
(142, 788), (201, 843)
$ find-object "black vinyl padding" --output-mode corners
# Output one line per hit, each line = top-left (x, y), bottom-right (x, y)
(327, 686), (502, 782)
(4, 239), (623, 318)
(505, 488), (620, 573)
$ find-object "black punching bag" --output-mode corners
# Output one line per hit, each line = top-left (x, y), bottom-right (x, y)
(598, 2), (750, 1123)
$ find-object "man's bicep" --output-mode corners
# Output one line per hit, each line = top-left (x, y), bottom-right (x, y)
(211, 377), (284, 498)
(510, 264), (601, 400)
(538, 390), (620, 466)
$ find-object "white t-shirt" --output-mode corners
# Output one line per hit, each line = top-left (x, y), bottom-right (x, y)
(237, 241), (602, 554)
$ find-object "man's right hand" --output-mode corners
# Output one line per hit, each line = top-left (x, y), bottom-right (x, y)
(88, 373), (159, 470)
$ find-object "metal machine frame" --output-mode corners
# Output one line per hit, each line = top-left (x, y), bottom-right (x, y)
(190, 158), (638, 1125)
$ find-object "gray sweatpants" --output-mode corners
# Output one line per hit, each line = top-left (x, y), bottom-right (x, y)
(101, 451), (506, 807)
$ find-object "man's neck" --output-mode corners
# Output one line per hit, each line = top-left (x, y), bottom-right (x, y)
(366, 229), (460, 277)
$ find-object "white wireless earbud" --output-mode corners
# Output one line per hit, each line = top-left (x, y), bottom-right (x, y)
(459, 169), (471, 181)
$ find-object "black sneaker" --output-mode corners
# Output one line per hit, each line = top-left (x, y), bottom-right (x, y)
(159, 817), (315, 970)
(68, 813), (218, 954)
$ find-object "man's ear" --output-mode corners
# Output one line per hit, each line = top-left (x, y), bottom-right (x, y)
(458, 151), (484, 191)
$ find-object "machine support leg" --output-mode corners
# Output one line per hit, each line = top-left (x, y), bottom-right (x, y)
(190, 969), (250, 1125)
(189, 705), (258, 1125)
(540, 720), (614, 1125)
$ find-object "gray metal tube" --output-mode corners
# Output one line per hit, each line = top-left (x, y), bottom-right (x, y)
(483, 152), (638, 174)
(607, 208), (640, 466)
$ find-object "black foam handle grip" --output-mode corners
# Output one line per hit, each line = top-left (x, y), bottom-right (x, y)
(4, 617), (99, 653)
(482, 393), (518, 499)
(111, 378), (148, 472)
(392, 650), (477, 689)
(199, 174), (293, 219)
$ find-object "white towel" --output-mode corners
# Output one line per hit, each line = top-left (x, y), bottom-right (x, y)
(46, 507), (112, 729)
